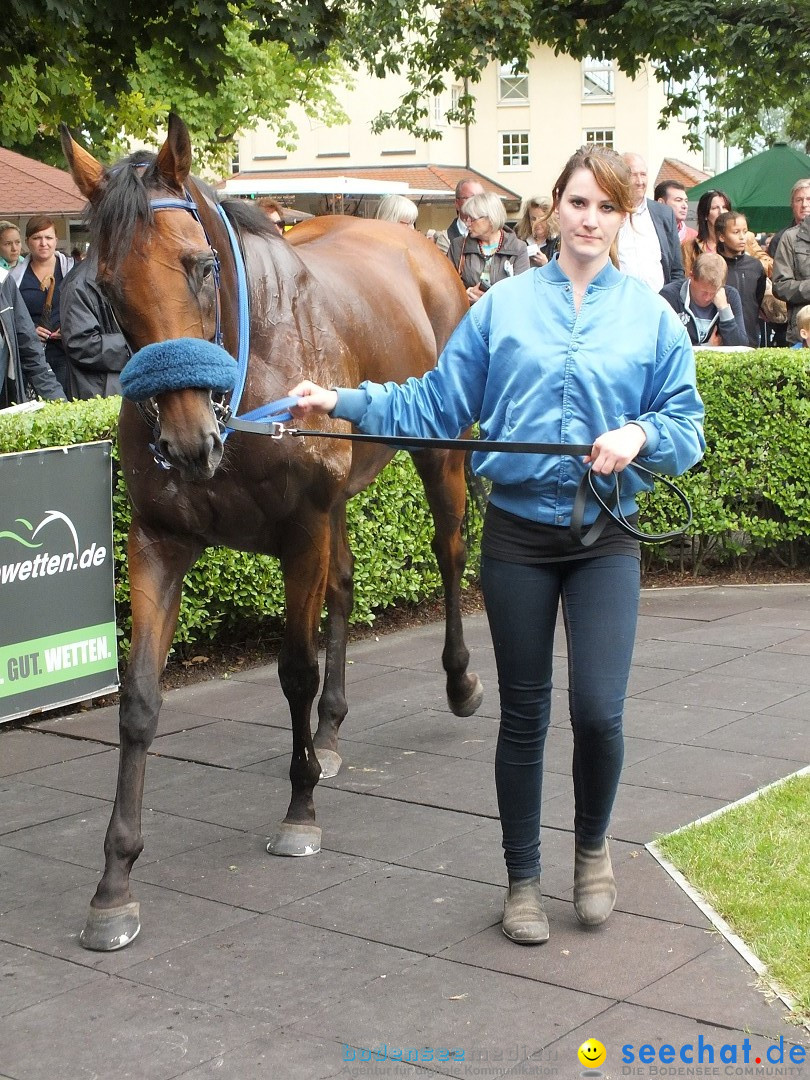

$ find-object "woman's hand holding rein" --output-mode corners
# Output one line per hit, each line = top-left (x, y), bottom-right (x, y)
(289, 381), (338, 417)
(585, 423), (647, 474)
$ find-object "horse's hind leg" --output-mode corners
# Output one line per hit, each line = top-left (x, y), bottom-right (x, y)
(311, 502), (354, 777)
(267, 530), (330, 856)
(80, 522), (199, 951)
(411, 449), (484, 717)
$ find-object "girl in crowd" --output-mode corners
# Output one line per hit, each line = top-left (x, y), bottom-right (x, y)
(515, 195), (560, 267)
(11, 215), (74, 396)
(715, 210), (766, 348)
(0, 221), (22, 270)
(449, 190), (529, 304)
(288, 145), (704, 944)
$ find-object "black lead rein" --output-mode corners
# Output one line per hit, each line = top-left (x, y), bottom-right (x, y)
(225, 411), (692, 547)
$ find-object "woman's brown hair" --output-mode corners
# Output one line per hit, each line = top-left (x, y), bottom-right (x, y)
(25, 215), (57, 240)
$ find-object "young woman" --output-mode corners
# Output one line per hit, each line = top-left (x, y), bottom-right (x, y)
(289, 145), (705, 944)
(11, 216), (74, 395)
(515, 195), (560, 267)
(715, 211), (766, 348)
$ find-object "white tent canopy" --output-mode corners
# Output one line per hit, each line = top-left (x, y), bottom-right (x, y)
(222, 176), (452, 198)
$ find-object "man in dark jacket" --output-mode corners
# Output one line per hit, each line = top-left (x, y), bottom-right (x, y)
(660, 253), (748, 347)
(60, 256), (130, 399)
(618, 153), (684, 289)
(0, 268), (66, 407)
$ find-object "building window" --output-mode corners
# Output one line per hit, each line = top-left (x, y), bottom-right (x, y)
(230, 147), (240, 175)
(501, 131), (530, 169)
(583, 128), (615, 149)
(451, 85), (463, 113)
(432, 95), (445, 126)
(498, 62), (528, 104)
(582, 57), (615, 100)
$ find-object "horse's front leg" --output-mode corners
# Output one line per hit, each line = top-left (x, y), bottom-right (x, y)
(312, 500), (353, 778)
(411, 449), (484, 716)
(266, 525), (330, 857)
(80, 521), (199, 951)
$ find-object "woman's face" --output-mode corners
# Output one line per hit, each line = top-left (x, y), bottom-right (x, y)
(529, 207), (549, 241)
(27, 227), (57, 264)
(466, 214), (496, 242)
(556, 168), (625, 268)
(707, 196), (730, 228)
(0, 228), (22, 265)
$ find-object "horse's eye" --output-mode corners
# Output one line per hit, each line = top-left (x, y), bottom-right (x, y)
(201, 261), (214, 281)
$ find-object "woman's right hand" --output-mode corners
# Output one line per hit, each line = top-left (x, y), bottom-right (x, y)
(530, 252), (548, 267)
(288, 380), (338, 418)
(466, 284), (485, 305)
(35, 325), (52, 343)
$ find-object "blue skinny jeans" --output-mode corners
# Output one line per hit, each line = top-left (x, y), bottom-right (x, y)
(480, 553), (640, 881)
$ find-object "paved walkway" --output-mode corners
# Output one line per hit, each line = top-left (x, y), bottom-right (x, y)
(1, 584), (809, 1080)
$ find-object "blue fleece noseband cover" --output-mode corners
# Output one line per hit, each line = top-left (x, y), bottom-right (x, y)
(120, 338), (237, 401)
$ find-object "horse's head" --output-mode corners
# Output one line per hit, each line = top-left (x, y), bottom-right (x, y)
(61, 115), (231, 481)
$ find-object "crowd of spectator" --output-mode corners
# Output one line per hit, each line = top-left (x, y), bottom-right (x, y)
(1, 157), (808, 411)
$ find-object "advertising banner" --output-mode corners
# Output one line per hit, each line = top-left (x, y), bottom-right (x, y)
(0, 441), (118, 724)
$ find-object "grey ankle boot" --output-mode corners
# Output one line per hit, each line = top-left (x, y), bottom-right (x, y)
(573, 840), (616, 926)
(502, 876), (549, 944)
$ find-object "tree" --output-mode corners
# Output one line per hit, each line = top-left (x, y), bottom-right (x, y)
(4, 0), (810, 163)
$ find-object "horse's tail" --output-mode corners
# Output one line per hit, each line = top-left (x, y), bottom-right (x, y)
(463, 452), (489, 547)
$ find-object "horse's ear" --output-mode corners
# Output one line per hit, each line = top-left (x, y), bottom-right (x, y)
(155, 113), (192, 192)
(60, 124), (106, 202)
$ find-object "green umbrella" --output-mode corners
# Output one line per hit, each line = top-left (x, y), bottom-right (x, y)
(688, 143), (810, 233)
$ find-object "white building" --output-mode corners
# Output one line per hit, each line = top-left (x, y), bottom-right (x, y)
(229, 49), (712, 232)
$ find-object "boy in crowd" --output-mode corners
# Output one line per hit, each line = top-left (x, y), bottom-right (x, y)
(660, 252), (747, 347)
(715, 211), (766, 348)
(791, 304), (810, 348)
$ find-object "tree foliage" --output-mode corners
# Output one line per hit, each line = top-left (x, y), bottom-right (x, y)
(3, 0), (809, 164)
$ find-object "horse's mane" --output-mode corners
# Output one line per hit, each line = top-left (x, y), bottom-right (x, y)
(89, 150), (278, 276)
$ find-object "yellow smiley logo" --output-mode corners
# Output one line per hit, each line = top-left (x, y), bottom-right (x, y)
(577, 1039), (607, 1068)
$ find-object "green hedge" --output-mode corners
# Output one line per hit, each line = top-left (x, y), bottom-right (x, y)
(1, 348), (807, 649)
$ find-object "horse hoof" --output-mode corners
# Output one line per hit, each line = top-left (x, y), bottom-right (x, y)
(449, 673), (484, 717)
(316, 749), (342, 778)
(79, 901), (141, 952)
(266, 822), (322, 857)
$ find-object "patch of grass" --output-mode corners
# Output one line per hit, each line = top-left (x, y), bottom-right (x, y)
(656, 772), (810, 1023)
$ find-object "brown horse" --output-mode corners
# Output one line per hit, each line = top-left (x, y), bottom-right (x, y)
(61, 115), (483, 951)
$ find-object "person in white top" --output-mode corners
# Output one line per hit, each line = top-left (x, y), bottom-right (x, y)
(617, 153), (684, 290)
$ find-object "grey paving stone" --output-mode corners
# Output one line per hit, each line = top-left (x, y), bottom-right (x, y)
(711, 650), (810, 686)
(2, 803), (241, 871)
(0, 975), (275, 1080)
(162, 676), (290, 725)
(356, 709), (500, 759)
(692, 712), (809, 760)
(760, 688), (810, 720)
(621, 698), (748, 743)
(662, 623), (806, 650)
(274, 863), (503, 954)
(628, 639), (746, 671)
(0, 879), (259, 976)
(638, 586), (775, 621)
(398, 818), (512, 888)
(17, 747), (184, 800)
(439, 899), (713, 999)
(383, 757), (527, 818)
(0, 844), (95, 914)
(767, 631), (810, 655)
(0, 940), (97, 1017)
(540, 1000), (807, 1078)
(172, 1032), (438, 1080)
(311, 785), (484, 862)
(151, 718), (291, 768)
(0, 729), (106, 777)
(142, 760), (291, 830)
(629, 940), (810, 1042)
(624, 666), (684, 695)
(293, 956), (609, 1078)
(602, 846), (712, 928)
(619, 744), (805, 802)
(30, 703), (220, 743)
(633, 614), (707, 639)
(123, 914), (423, 1024)
(0, 779), (106, 836)
(636, 669), (802, 712)
(540, 783), (727, 845)
(133, 832), (382, 912)
(713, 604), (810, 630)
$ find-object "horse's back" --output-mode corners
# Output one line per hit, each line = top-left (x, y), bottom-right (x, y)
(287, 216), (467, 373)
